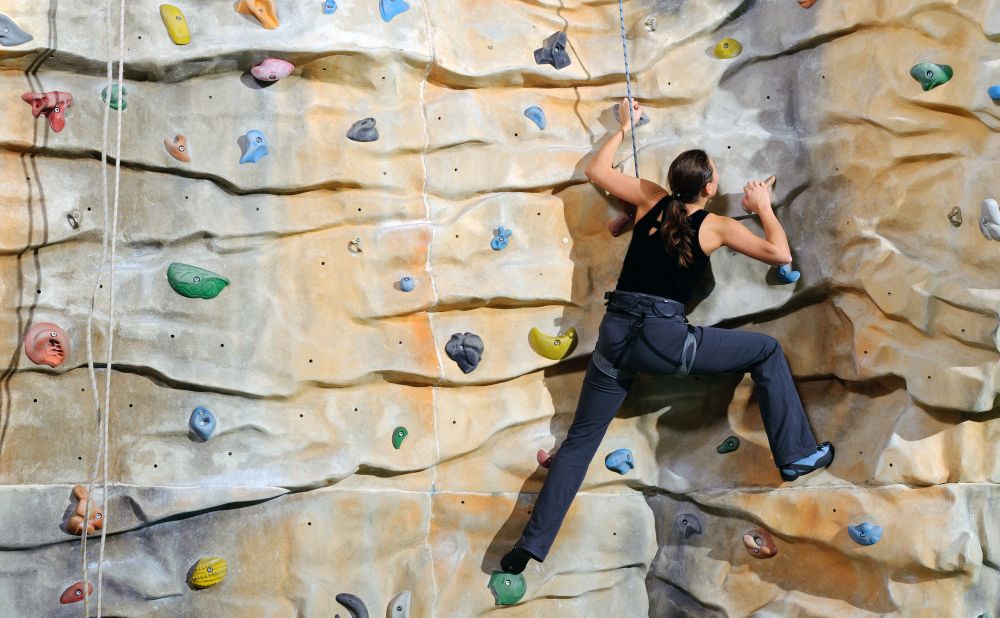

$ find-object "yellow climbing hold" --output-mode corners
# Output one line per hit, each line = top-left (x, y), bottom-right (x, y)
(159, 5), (191, 45)
(528, 327), (578, 361)
(188, 557), (228, 589)
(713, 38), (742, 59)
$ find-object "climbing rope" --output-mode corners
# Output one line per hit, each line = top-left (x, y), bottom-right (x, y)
(80, 0), (126, 614)
(617, 0), (640, 178)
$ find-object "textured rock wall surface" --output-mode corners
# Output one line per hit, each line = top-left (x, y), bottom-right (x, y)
(1, 0), (998, 616)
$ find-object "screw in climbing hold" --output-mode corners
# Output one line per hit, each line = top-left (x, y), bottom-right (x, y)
(392, 426), (408, 449)
(348, 236), (363, 253)
(491, 226), (512, 251)
(487, 570), (526, 605)
(948, 207), (962, 227)
(604, 448), (634, 475)
(909, 63), (953, 91)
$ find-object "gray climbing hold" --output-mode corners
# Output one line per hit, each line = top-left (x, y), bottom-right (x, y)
(445, 332), (484, 374)
(716, 436), (740, 454)
(673, 513), (702, 539)
(604, 448), (634, 475)
(980, 199), (1000, 241)
(335, 593), (369, 618)
(948, 207), (962, 227)
(347, 117), (379, 142)
(379, 0), (409, 22)
(0, 13), (33, 46)
(534, 31), (571, 70)
(189, 407), (217, 441)
(613, 102), (649, 128)
(524, 106), (546, 130)
(386, 591), (411, 618)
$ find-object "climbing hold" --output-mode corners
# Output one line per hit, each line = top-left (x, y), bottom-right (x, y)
(536, 448), (552, 468)
(164, 134), (190, 162)
(347, 117), (379, 142)
(348, 236), (363, 253)
(21, 91), (73, 132)
(23, 322), (69, 368)
(67, 210), (82, 229)
(534, 31), (571, 70)
(167, 262), (230, 299)
(65, 485), (103, 536)
(604, 448), (634, 475)
(238, 129), (269, 164)
(487, 570), (526, 605)
(798, 0), (818, 7)
(159, 5), (190, 45)
(644, 16), (656, 32)
(386, 591), (411, 618)
(910, 63), (953, 91)
(59, 581), (94, 604)
(188, 557), (228, 589)
(776, 263), (800, 284)
(742, 528), (778, 559)
(392, 426), (408, 449)
(101, 84), (128, 111)
(523, 106), (546, 130)
(323, 0), (337, 14)
(189, 407), (217, 441)
(335, 592), (370, 618)
(848, 522), (883, 546)
(491, 226), (512, 251)
(979, 199), (1000, 241)
(713, 38), (742, 59)
(528, 327), (578, 361)
(609, 203), (637, 237)
(379, 0), (410, 22)
(674, 513), (702, 539)
(399, 276), (415, 292)
(948, 207), (962, 227)
(613, 102), (649, 128)
(445, 332), (484, 374)
(0, 13), (33, 46)
(235, 0), (279, 29)
(251, 58), (294, 82)
(716, 436), (740, 454)
(989, 85), (1000, 101)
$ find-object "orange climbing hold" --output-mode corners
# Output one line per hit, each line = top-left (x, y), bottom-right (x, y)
(65, 484), (104, 536)
(235, 0), (279, 29)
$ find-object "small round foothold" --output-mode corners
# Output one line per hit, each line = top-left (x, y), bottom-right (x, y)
(348, 236), (363, 253)
(848, 522), (883, 546)
(189, 406), (217, 441)
(716, 436), (740, 454)
(392, 426), (408, 449)
(948, 207), (962, 227)
(644, 16), (656, 31)
(989, 85), (1000, 101)
(399, 276), (415, 292)
(604, 448), (634, 475)
(798, 0), (818, 7)
(59, 581), (94, 604)
(487, 570), (526, 605)
(742, 528), (778, 559)
(713, 37), (742, 59)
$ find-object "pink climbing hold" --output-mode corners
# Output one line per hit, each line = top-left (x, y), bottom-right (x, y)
(21, 91), (73, 132)
(250, 58), (294, 82)
(609, 204), (637, 237)
(536, 449), (552, 468)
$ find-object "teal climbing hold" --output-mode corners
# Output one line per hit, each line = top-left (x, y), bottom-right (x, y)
(716, 436), (740, 454)
(487, 570), (526, 605)
(379, 0), (409, 22)
(167, 263), (230, 299)
(101, 84), (127, 111)
(524, 106), (546, 130)
(392, 426), (408, 449)
(909, 63), (953, 91)
(239, 129), (269, 163)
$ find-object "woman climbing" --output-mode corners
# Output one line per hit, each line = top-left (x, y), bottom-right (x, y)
(499, 98), (834, 575)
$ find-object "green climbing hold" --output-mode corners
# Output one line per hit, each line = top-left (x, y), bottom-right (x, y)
(392, 426), (408, 449)
(909, 63), (953, 91)
(101, 84), (128, 110)
(487, 570), (525, 606)
(167, 263), (230, 299)
(716, 436), (740, 454)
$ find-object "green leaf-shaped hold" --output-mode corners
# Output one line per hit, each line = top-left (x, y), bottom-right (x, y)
(487, 570), (525, 606)
(716, 436), (740, 454)
(909, 63), (953, 91)
(167, 262), (230, 299)
(392, 426), (408, 449)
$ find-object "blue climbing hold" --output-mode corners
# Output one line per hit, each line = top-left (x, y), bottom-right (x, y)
(604, 448), (634, 475)
(848, 522), (882, 546)
(239, 130), (269, 163)
(776, 263), (800, 284)
(323, 0), (337, 14)
(189, 407), (217, 441)
(534, 31), (571, 70)
(524, 106), (546, 130)
(989, 85), (1000, 101)
(491, 226), (512, 251)
(399, 276), (415, 292)
(379, 0), (409, 22)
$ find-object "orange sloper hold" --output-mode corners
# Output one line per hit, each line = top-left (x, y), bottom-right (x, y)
(235, 0), (279, 29)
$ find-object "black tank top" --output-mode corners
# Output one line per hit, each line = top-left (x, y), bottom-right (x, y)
(614, 198), (711, 304)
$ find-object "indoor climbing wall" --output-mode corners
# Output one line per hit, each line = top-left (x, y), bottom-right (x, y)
(1, 0), (998, 616)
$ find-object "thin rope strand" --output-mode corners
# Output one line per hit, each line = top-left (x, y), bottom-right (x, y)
(617, 0), (640, 178)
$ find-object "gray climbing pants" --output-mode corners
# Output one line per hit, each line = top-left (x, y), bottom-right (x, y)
(515, 290), (818, 562)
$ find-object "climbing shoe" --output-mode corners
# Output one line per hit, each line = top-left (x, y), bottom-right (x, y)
(500, 546), (535, 574)
(779, 442), (834, 482)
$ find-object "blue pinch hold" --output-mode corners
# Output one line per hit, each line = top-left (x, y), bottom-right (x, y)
(379, 0), (410, 22)
(524, 106), (546, 130)
(189, 406), (217, 441)
(776, 263), (800, 284)
(848, 522), (882, 546)
(239, 129), (269, 164)
(604, 448), (634, 475)
(491, 226), (512, 251)
(323, 0), (337, 14)
(989, 85), (1000, 101)
(399, 276), (415, 292)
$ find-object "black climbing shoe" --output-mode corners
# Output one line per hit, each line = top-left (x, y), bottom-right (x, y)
(500, 546), (535, 574)
(779, 442), (834, 482)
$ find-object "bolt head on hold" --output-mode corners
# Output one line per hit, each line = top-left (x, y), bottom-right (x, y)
(399, 276), (415, 292)
(487, 570), (526, 605)
(713, 37), (742, 59)
(604, 448), (634, 475)
(989, 85), (1000, 101)
(21, 91), (73, 132)
(391, 426), (408, 449)
(59, 581), (94, 605)
(235, 0), (279, 29)
(189, 406), (217, 441)
(909, 62), (953, 91)
(238, 129), (269, 163)
(188, 557), (228, 589)
(23, 322), (70, 368)
(948, 207), (962, 227)
(386, 591), (412, 618)
(848, 522), (883, 546)
(491, 226), (512, 251)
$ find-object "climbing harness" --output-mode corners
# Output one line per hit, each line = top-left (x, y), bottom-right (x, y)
(592, 290), (698, 381)
(617, 0), (640, 178)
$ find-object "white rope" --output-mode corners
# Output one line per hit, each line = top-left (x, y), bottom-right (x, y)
(617, 0), (640, 178)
